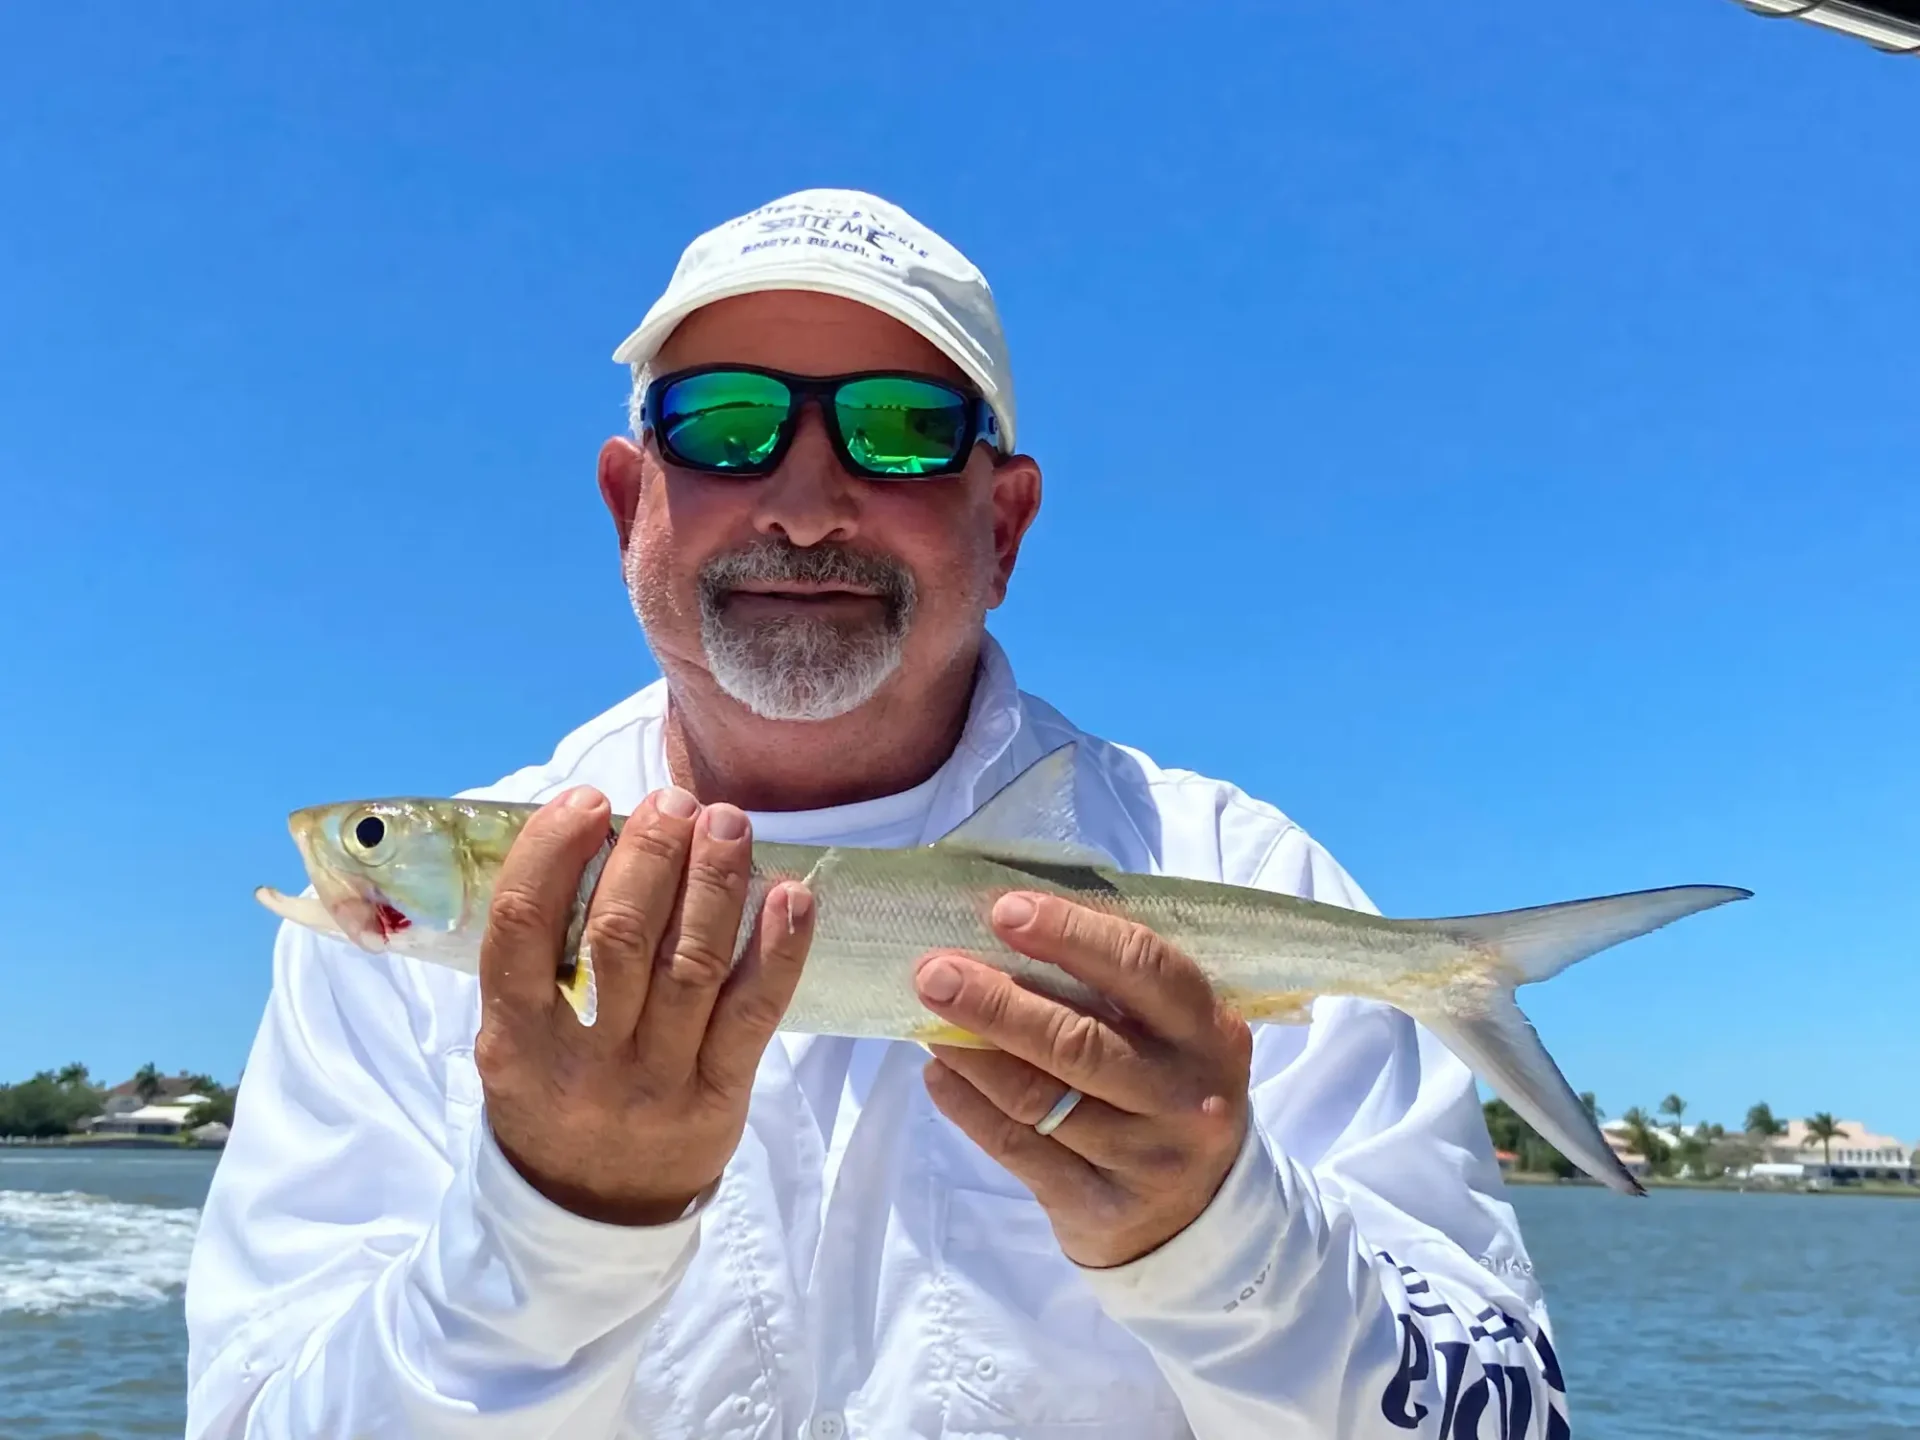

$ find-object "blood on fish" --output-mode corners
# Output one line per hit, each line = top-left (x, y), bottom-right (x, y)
(376, 903), (411, 937)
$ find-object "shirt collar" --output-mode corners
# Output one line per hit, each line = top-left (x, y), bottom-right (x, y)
(916, 632), (1028, 841)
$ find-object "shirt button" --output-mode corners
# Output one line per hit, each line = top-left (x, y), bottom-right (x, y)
(975, 1356), (996, 1379)
(807, 1414), (846, 1440)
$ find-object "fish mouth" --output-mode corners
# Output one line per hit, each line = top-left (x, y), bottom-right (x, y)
(255, 886), (345, 935)
(280, 808), (412, 952)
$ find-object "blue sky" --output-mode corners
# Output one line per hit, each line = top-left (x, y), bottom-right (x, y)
(2, 2), (1914, 1139)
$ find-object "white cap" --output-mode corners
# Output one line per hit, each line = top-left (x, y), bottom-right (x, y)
(611, 188), (1018, 450)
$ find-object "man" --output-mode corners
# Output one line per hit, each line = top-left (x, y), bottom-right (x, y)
(187, 188), (1572, 1439)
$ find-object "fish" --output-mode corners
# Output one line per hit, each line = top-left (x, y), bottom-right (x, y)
(256, 744), (1748, 1195)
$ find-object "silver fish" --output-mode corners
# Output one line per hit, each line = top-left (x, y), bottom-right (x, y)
(256, 745), (1748, 1195)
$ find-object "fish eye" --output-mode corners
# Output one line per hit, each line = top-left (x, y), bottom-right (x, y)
(343, 807), (399, 863)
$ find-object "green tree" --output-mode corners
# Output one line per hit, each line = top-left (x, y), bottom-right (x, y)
(1802, 1113), (1847, 1168)
(0, 1069), (105, 1139)
(1745, 1102), (1786, 1139)
(55, 1062), (90, 1087)
(1480, 1099), (1576, 1177)
(1659, 1093), (1688, 1135)
(1674, 1121), (1731, 1178)
(132, 1062), (164, 1104)
(1707, 1130), (1762, 1176)
(185, 1084), (236, 1131)
(1483, 1097), (1526, 1154)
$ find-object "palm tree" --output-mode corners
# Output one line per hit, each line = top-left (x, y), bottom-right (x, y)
(1620, 1106), (1671, 1174)
(1579, 1092), (1604, 1124)
(1802, 1112), (1847, 1168)
(1659, 1094), (1688, 1135)
(1745, 1102), (1786, 1139)
(132, 1062), (163, 1104)
(55, 1062), (89, 1087)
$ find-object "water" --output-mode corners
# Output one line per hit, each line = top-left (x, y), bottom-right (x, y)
(0, 1148), (215, 1440)
(1513, 1184), (1920, 1438)
(1, 1153), (1915, 1438)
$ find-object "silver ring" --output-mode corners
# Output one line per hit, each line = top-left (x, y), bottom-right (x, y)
(1034, 1087), (1084, 1137)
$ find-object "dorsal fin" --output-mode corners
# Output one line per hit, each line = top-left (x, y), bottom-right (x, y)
(932, 743), (1116, 868)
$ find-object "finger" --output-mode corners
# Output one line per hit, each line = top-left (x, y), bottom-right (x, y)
(481, 787), (612, 1020)
(570, 787), (700, 1042)
(633, 802), (755, 1080)
(914, 953), (1168, 1113)
(698, 880), (814, 1096)
(923, 1056), (1102, 1211)
(991, 893), (1219, 1044)
(930, 1044), (1225, 1181)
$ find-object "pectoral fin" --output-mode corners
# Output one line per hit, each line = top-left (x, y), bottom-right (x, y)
(558, 944), (599, 1028)
(909, 1018), (991, 1049)
(554, 828), (617, 1028)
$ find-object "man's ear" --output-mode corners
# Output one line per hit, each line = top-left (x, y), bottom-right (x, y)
(986, 453), (1042, 608)
(598, 436), (646, 551)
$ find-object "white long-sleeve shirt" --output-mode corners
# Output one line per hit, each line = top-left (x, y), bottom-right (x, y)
(186, 638), (1574, 1439)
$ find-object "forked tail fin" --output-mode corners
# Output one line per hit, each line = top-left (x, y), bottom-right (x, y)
(1412, 885), (1750, 1196)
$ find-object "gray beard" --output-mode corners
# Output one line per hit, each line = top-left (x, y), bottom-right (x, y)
(629, 537), (918, 722)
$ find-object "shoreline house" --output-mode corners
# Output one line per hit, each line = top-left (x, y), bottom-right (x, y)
(86, 1094), (212, 1138)
(97, 1070), (207, 1116)
(1761, 1120), (1914, 1183)
(82, 1070), (222, 1141)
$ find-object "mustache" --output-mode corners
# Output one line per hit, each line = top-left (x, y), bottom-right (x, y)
(698, 538), (917, 617)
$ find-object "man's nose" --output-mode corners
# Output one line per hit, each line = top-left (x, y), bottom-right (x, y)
(751, 402), (860, 548)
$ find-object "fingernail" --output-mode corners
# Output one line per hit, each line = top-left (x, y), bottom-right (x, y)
(780, 883), (812, 930)
(705, 804), (747, 841)
(561, 786), (603, 811)
(657, 786), (698, 819)
(917, 957), (963, 1005)
(993, 893), (1036, 928)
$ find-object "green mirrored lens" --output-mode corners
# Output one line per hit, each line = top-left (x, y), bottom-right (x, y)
(835, 377), (969, 475)
(660, 372), (791, 469)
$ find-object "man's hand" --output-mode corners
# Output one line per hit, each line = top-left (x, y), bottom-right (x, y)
(915, 892), (1252, 1269)
(475, 785), (813, 1226)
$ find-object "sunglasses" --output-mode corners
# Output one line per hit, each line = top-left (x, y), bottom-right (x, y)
(642, 365), (1004, 479)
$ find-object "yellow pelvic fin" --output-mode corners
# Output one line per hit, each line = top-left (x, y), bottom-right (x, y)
(1220, 989), (1314, 1027)
(909, 1018), (991, 1049)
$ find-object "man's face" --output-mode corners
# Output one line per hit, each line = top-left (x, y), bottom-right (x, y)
(599, 290), (1041, 722)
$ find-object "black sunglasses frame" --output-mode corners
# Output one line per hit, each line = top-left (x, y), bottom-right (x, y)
(641, 363), (1004, 480)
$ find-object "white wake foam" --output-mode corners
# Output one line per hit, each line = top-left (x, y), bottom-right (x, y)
(0, 1189), (201, 1314)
